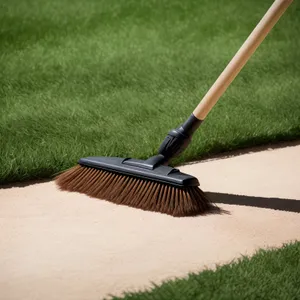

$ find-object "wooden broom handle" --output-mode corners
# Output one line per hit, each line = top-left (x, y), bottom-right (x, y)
(193, 0), (293, 120)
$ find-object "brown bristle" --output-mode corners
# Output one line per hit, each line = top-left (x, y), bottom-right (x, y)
(55, 165), (215, 217)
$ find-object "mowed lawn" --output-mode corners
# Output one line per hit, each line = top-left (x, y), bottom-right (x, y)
(109, 242), (300, 300)
(1, 0), (300, 184)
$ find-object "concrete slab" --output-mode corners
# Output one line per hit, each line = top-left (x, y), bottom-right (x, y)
(1, 144), (299, 300)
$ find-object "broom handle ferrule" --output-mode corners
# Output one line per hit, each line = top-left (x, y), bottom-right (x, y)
(193, 0), (293, 121)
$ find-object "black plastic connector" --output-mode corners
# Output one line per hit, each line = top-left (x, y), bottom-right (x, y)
(158, 114), (202, 164)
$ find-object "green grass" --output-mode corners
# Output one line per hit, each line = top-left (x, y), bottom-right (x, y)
(108, 241), (300, 300)
(1, 0), (300, 184)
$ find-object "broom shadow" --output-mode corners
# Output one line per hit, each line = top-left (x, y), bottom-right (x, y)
(205, 192), (300, 213)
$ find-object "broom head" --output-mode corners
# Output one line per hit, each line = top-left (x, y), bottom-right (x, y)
(55, 155), (215, 217)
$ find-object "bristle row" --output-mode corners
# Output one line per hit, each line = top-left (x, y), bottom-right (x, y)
(55, 165), (213, 217)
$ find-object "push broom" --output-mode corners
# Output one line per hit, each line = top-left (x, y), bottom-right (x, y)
(55, 0), (293, 216)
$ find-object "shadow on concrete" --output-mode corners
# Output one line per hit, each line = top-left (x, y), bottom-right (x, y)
(206, 192), (300, 213)
(0, 178), (53, 189)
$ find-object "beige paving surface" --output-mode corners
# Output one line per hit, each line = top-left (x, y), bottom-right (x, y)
(1, 144), (300, 300)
